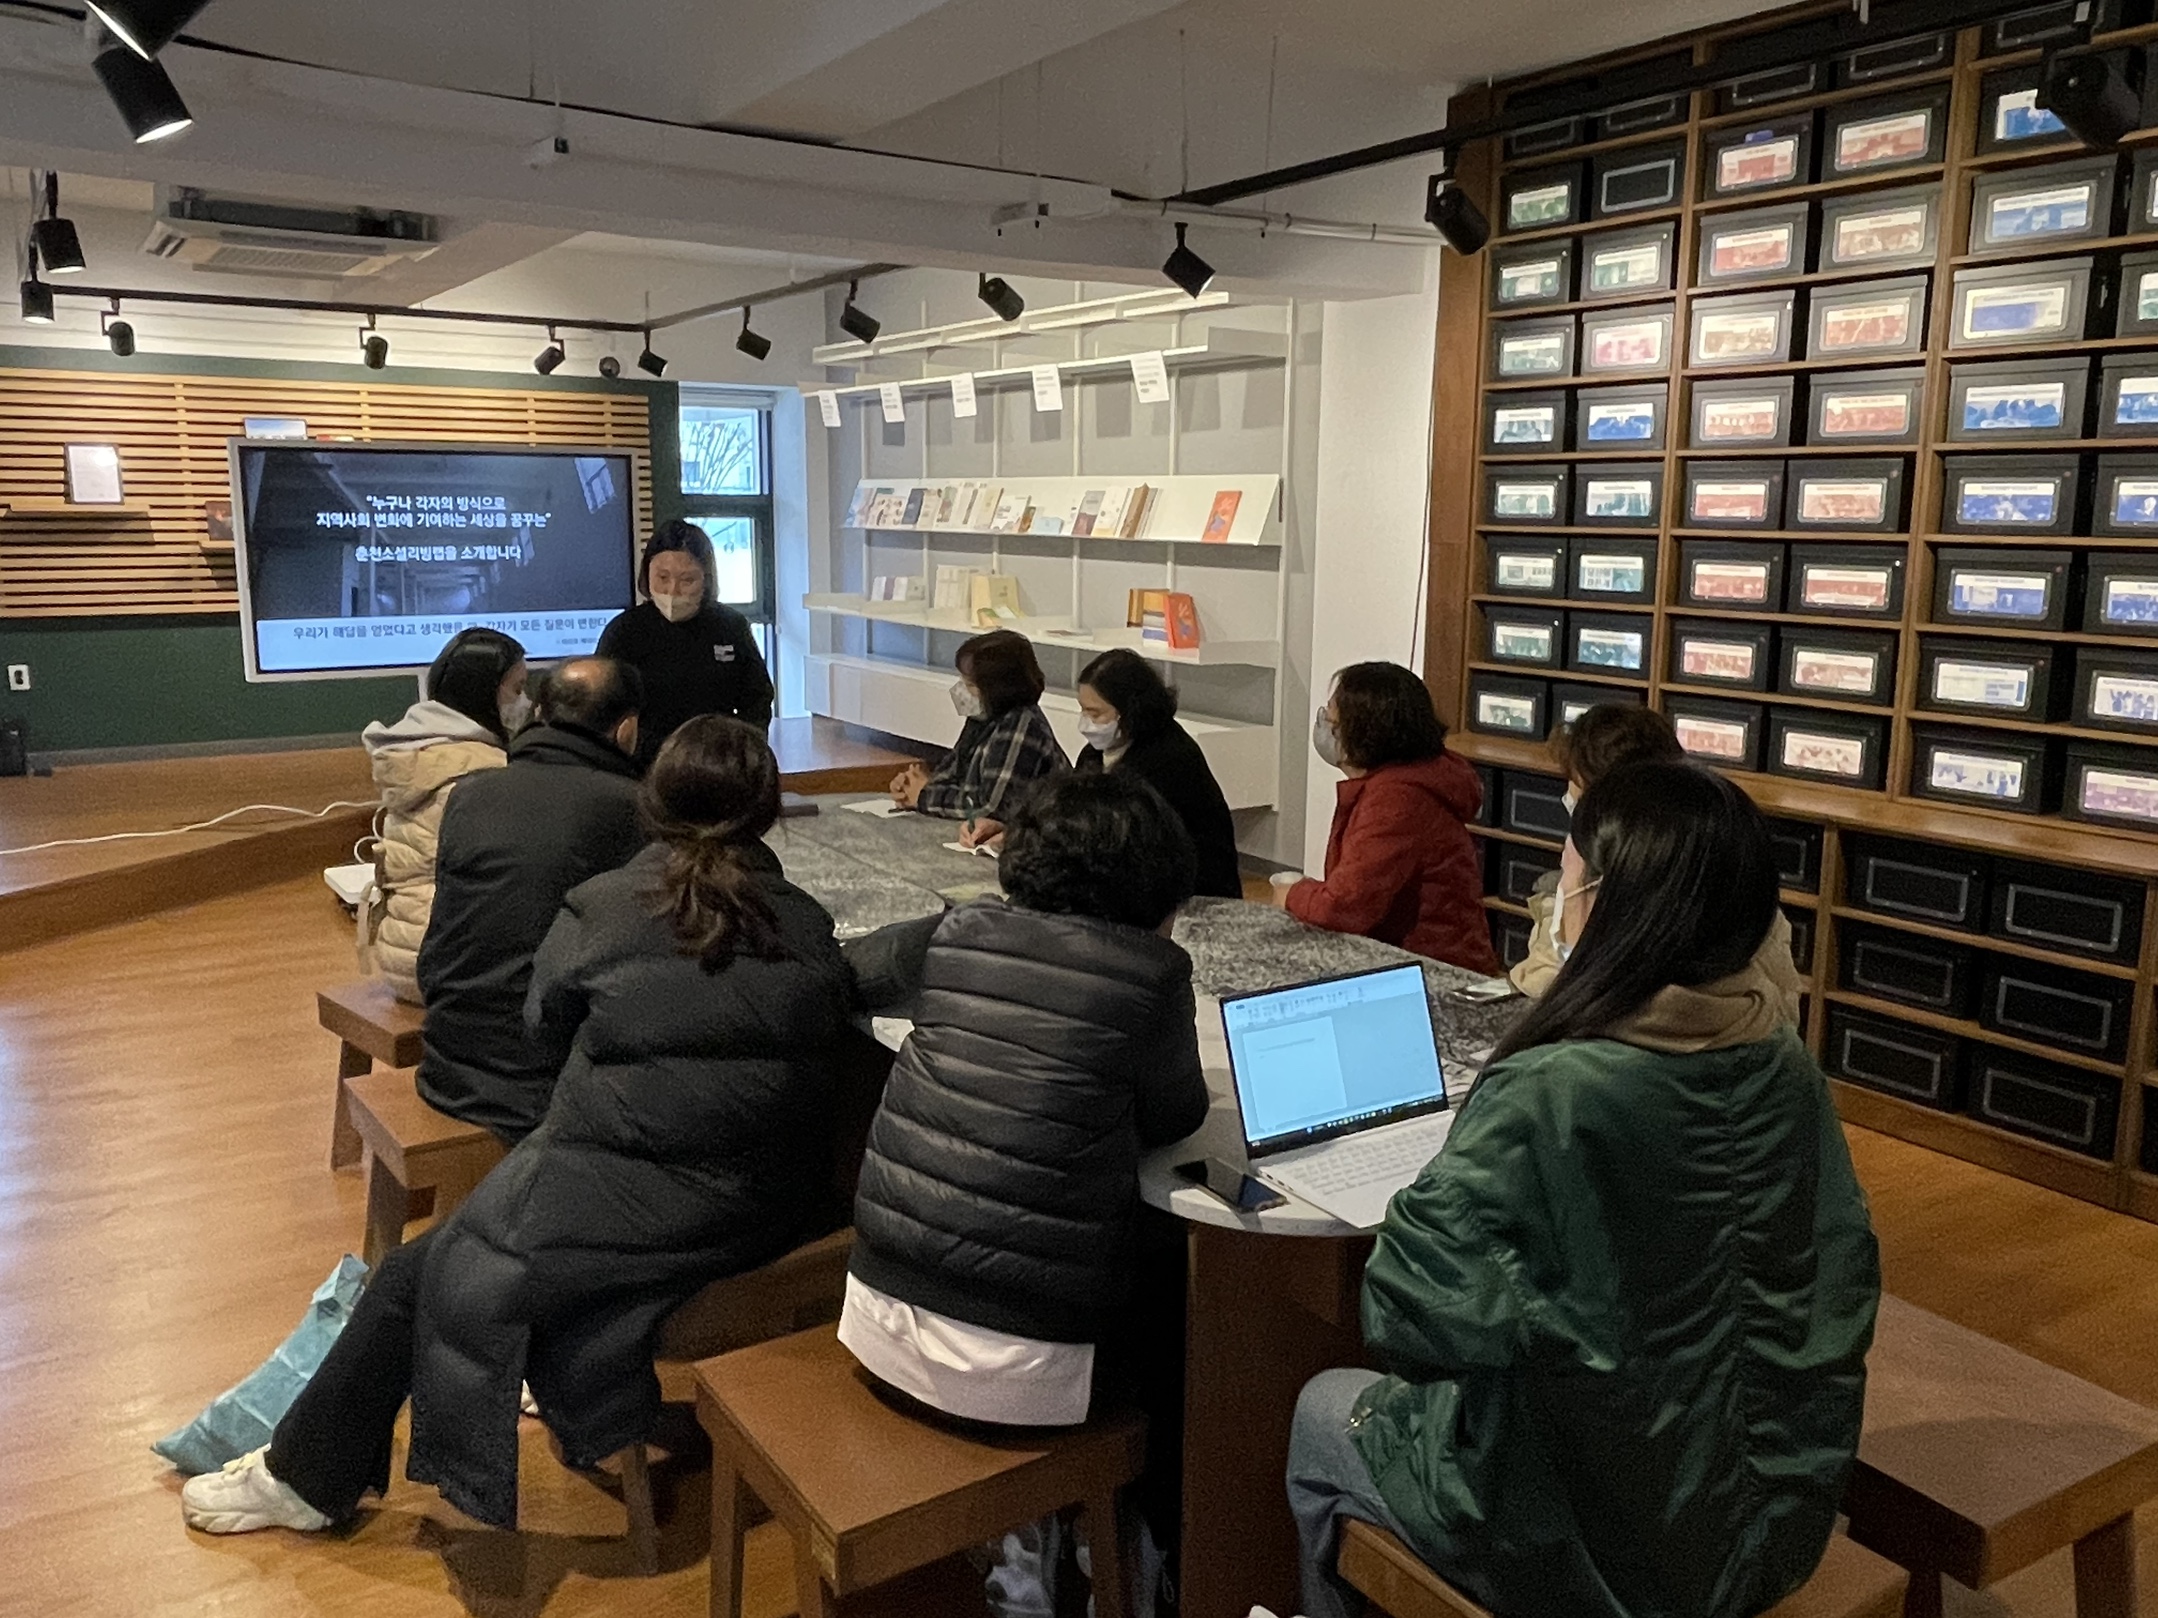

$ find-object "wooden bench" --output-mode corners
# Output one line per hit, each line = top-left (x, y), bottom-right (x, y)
(318, 980), (425, 1171)
(342, 1068), (504, 1267)
(695, 1324), (1145, 1618)
(1846, 1295), (2158, 1618)
(1337, 1522), (1907, 1618)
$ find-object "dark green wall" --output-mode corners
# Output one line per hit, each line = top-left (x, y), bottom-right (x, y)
(0, 345), (679, 755)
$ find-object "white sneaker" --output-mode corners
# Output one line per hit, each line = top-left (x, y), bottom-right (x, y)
(180, 1447), (332, 1535)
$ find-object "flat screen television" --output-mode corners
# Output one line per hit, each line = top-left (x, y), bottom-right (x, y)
(230, 440), (638, 681)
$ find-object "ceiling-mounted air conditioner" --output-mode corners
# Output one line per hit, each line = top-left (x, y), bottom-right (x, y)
(141, 187), (438, 279)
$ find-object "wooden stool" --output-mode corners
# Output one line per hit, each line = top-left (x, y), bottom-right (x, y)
(342, 1068), (503, 1266)
(1847, 1295), (2158, 1618)
(1338, 1522), (1906, 1618)
(318, 980), (425, 1171)
(694, 1324), (1146, 1618)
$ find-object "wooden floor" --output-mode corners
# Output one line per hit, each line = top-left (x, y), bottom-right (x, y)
(3, 877), (2155, 1616)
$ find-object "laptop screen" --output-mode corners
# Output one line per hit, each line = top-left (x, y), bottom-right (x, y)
(1220, 962), (1448, 1156)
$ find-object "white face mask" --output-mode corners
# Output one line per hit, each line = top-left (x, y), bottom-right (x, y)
(950, 679), (985, 720)
(652, 590), (701, 624)
(1312, 709), (1344, 768)
(1078, 715), (1121, 753)
(500, 692), (534, 733)
(1551, 875), (1602, 963)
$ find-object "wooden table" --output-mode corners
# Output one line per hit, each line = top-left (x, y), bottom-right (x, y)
(769, 717), (919, 795)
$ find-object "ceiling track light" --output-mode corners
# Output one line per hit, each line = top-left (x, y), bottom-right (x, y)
(735, 308), (771, 362)
(534, 327), (565, 375)
(358, 314), (387, 370)
(1162, 222), (1215, 299)
(977, 273), (1025, 322)
(102, 301), (134, 356)
(2038, 46), (2142, 150)
(839, 280), (881, 344)
(86, 0), (213, 59)
(93, 44), (193, 143)
(19, 243), (54, 325)
(1423, 175), (1490, 256)
(32, 173), (85, 274)
(636, 331), (668, 376)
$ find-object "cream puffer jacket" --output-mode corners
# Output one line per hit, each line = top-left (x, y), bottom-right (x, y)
(360, 701), (508, 1003)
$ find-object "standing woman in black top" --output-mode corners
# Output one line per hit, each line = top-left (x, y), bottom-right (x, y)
(1074, 648), (1243, 898)
(596, 519), (774, 767)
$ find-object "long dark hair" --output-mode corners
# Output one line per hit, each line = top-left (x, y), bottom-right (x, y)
(426, 627), (525, 742)
(1078, 648), (1178, 746)
(1331, 662), (1447, 771)
(1493, 761), (1778, 1063)
(957, 629), (1046, 720)
(641, 715), (784, 972)
(640, 518), (719, 607)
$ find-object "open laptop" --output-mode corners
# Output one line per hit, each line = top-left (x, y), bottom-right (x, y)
(1219, 962), (1455, 1229)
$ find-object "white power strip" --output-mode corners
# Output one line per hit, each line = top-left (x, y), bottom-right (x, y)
(323, 863), (374, 907)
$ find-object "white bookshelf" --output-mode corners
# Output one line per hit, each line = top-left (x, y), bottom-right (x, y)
(803, 594), (1281, 668)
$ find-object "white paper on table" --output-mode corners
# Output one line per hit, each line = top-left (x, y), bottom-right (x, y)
(941, 841), (999, 859)
(815, 390), (842, 428)
(878, 382), (905, 425)
(1130, 350), (1171, 404)
(841, 798), (909, 817)
(1030, 365), (1064, 412)
(950, 372), (978, 418)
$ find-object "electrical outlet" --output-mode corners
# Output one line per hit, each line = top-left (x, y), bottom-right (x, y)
(5, 665), (28, 692)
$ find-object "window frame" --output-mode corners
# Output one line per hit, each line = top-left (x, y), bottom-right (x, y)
(677, 390), (775, 626)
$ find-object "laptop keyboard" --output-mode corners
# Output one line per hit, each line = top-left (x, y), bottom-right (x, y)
(1281, 1117), (1448, 1195)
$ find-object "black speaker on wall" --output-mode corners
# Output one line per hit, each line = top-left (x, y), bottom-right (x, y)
(0, 718), (26, 777)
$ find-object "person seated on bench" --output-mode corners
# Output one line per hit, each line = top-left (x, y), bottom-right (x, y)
(1287, 761), (1880, 1618)
(838, 770), (1210, 1614)
(181, 716), (854, 1536)
(360, 627), (527, 1002)
(415, 656), (648, 1144)
(1510, 705), (1802, 1023)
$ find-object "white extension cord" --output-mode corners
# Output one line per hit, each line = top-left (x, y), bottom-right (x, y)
(0, 800), (377, 860)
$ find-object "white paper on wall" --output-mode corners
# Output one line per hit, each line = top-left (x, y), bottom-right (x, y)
(1030, 365), (1064, 413)
(1130, 351), (1171, 404)
(878, 382), (906, 425)
(816, 391), (841, 428)
(951, 372), (978, 418)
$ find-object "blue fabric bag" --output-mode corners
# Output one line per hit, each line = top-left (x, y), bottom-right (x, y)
(152, 1255), (369, 1475)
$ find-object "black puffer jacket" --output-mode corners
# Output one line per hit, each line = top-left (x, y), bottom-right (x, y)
(847, 901), (1210, 1344)
(403, 842), (851, 1527)
(416, 723), (645, 1143)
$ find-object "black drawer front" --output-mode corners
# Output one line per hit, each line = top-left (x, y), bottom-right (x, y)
(1840, 923), (1978, 1016)
(1768, 817), (1822, 892)
(1988, 859), (2145, 964)
(1472, 765), (1498, 826)
(1979, 962), (2132, 1060)
(1787, 907), (1816, 975)
(1497, 844), (1562, 904)
(1847, 838), (1989, 929)
(1502, 774), (1573, 841)
(1491, 911), (1535, 970)
(2141, 1086), (2158, 1174)
(1970, 1050), (2120, 1159)
(1825, 1006), (1964, 1109)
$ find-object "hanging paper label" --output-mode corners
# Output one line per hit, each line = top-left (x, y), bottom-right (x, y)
(951, 372), (978, 419)
(1130, 350), (1171, 404)
(816, 391), (841, 428)
(1031, 365), (1064, 412)
(878, 382), (905, 425)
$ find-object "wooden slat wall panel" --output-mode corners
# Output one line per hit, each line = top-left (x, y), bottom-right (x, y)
(0, 368), (653, 618)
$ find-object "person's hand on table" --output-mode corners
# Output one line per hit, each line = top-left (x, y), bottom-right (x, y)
(958, 817), (1004, 851)
(890, 763), (929, 809)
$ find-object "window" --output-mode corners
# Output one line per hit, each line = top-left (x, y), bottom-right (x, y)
(678, 393), (773, 634)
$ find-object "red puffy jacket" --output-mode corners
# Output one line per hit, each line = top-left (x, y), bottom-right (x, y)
(1286, 751), (1500, 975)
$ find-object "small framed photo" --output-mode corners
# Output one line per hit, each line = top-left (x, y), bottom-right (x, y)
(1703, 115), (1815, 198)
(1485, 537), (1567, 596)
(1572, 463), (1663, 527)
(1931, 547), (2078, 631)
(1680, 540), (1786, 609)
(1786, 544), (1906, 619)
(1485, 389), (1567, 452)
(2094, 454), (2158, 538)
(1977, 66), (2071, 152)
(2078, 651), (2158, 732)
(1580, 306), (1674, 375)
(204, 499), (235, 541)
(1938, 454), (2082, 536)
(1785, 459), (1908, 533)
(1666, 697), (1767, 771)
(1944, 359), (2091, 442)
(1690, 289), (1797, 368)
(1490, 240), (1575, 310)
(1807, 276), (1927, 360)
(1697, 203), (1811, 286)
(2115, 250), (2158, 338)
(1580, 222), (1676, 300)
(1503, 119), (1584, 162)
(1682, 460), (1787, 529)
(1825, 88), (1949, 178)
(1482, 606), (1564, 668)
(1490, 314), (1576, 381)
(1594, 96), (1687, 140)
(1591, 141), (1686, 219)
(1967, 158), (2120, 255)
(1809, 367), (1924, 446)
(1919, 636), (2058, 718)
(1467, 674), (1550, 738)
(1574, 383), (1667, 451)
(1568, 536), (1658, 602)
(1780, 628), (1896, 706)
(1769, 711), (1888, 789)
(1567, 612), (1652, 674)
(1501, 163), (1587, 235)
(1949, 259), (2094, 349)
(1690, 376), (1797, 448)
(1554, 682), (1646, 727)
(2064, 745), (2158, 830)
(2099, 355), (2158, 436)
(1819, 186), (1939, 272)
(1837, 31), (1951, 85)
(1910, 727), (2052, 813)
(1484, 466), (1571, 526)
(1719, 64), (1821, 113)
(1670, 622), (1774, 691)
(63, 442), (125, 505)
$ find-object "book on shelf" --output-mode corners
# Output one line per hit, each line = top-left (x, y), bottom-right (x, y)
(1126, 588), (1203, 650)
(1121, 484), (1157, 539)
(1070, 489), (1106, 537)
(868, 574), (923, 604)
(863, 486), (898, 526)
(935, 485), (960, 525)
(1013, 499), (1038, 534)
(989, 491), (1026, 532)
(970, 573), (1022, 627)
(843, 484), (872, 527)
(1093, 486), (1130, 538)
(1202, 489), (1242, 544)
(900, 487), (927, 526)
(963, 484), (998, 529)
(933, 565), (976, 611)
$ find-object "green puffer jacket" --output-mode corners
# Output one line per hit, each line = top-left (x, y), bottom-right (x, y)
(1349, 1026), (1879, 1618)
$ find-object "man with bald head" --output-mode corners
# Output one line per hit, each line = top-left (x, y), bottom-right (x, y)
(415, 657), (648, 1142)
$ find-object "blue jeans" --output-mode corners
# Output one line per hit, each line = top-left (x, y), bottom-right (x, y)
(1286, 1369), (1415, 1618)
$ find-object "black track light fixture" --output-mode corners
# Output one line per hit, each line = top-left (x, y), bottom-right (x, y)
(1162, 223), (1214, 299)
(636, 331), (668, 377)
(839, 280), (881, 344)
(977, 273), (1024, 322)
(735, 308), (771, 362)
(534, 327), (565, 375)
(87, 0), (213, 59)
(93, 44), (193, 143)
(32, 173), (85, 274)
(2038, 47), (2142, 150)
(358, 315), (388, 370)
(1424, 175), (1490, 256)
(598, 354), (622, 379)
(102, 302), (135, 357)
(19, 243), (54, 324)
